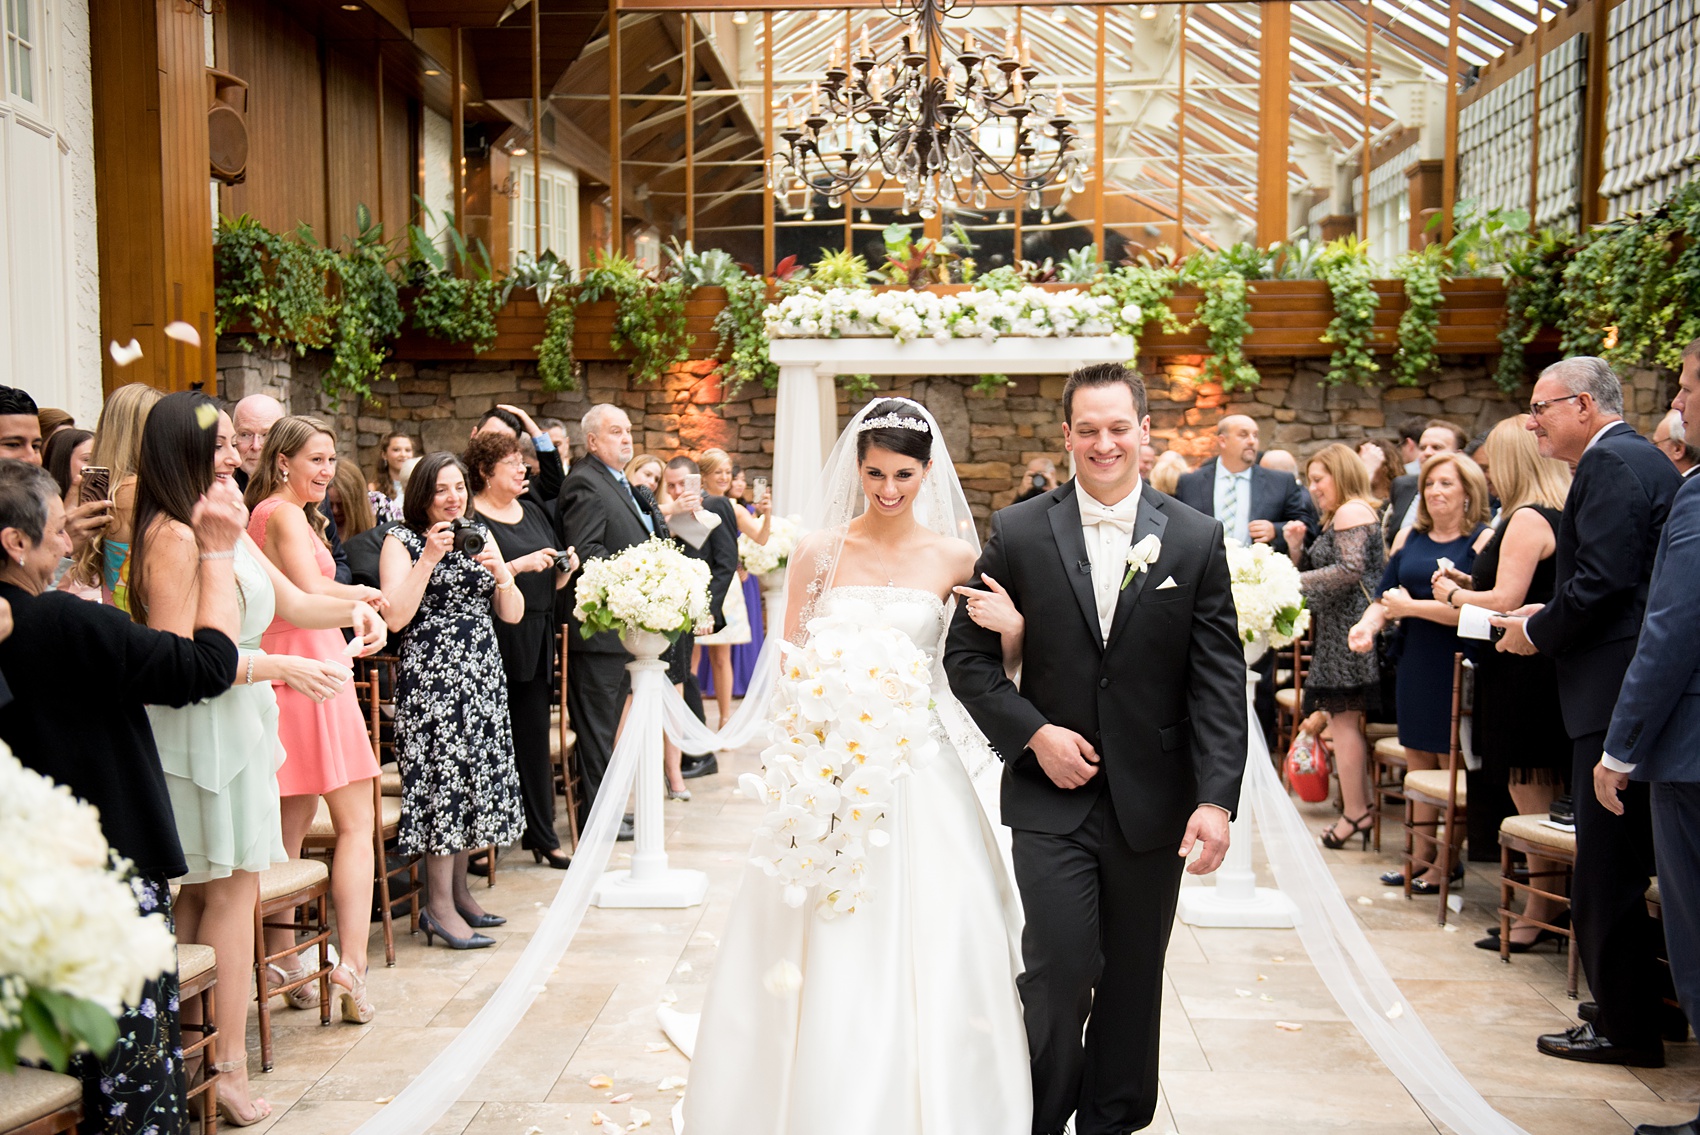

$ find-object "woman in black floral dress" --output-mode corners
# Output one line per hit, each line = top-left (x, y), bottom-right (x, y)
(380, 453), (525, 949)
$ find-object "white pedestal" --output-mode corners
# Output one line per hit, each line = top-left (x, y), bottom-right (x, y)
(1177, 673), (1298, 929)
(592, 634), (709, 909)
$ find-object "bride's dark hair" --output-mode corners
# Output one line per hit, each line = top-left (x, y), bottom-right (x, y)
(855, 398), (933, 464)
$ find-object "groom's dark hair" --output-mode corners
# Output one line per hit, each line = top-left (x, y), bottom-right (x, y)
(1063, 363), (1147, 425)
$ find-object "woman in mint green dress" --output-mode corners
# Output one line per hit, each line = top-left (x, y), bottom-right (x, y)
(129, 396), (387, 1126)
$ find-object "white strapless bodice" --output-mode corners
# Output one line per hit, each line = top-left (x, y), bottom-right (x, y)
(818, 585), (947, 663)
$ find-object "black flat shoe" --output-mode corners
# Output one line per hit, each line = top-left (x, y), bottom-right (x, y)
(1474, 927), (1565, 953)
(530, 848), (572, 870)
(1536, 1022), (1664, 1068)
(1633, 1118), (1699, 1135)
(418, 910), (496, 950)
(455, 906), (506, 928)
(680, 754), (719, 780)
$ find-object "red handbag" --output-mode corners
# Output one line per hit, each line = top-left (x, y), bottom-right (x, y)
(1285, 729), (1332, 803)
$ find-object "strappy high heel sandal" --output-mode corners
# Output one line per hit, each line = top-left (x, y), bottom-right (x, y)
(211, 1062), (272, 1127)
(330, 962), (375, 1024)
(266, 959), (320, 1009)
(1320, 811), (1374, 850)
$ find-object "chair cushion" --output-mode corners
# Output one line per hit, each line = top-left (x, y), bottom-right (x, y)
(559, 728), (577, 754)
(379, 795), (402, 831)
(1274, 688), (1299, 711)
(1365, 721), (1399, 741)
(1373, 736), (1408, 763)
(1498, 812), (1577, 858)
(177, 942), (217, 985)
(307, 798), (335, 840)
(1647, 877), (1661, 908)
(380, 769), (403, 797)
(1403, 768), (1466, 806)
(0, 1067), (81, 1126)
(259, 858), (330, 902)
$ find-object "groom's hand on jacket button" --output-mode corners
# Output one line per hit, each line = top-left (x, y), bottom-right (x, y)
(1028, 724), (1100, 789)
(1180, 806), (1231, 875)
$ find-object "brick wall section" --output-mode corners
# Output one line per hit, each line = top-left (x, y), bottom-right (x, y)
(215, 339), (1670, 528)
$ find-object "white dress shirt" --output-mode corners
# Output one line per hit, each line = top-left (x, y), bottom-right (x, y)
(1212, 461), (1252, 547)
(1078, 481), (1142, 643)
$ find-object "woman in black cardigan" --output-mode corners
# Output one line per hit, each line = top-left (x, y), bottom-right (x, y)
(0, 459), (244, 1135)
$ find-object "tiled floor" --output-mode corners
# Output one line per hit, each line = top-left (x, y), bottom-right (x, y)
(243, 732), (1698, 1135)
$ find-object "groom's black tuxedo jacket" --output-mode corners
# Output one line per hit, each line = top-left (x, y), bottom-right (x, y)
(945, 480), (1249, 853)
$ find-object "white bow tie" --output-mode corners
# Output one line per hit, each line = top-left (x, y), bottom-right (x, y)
(1077, 492), (1138, 534)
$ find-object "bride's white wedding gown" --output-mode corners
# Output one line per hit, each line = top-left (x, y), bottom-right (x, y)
(682, 585), (1032, 1135)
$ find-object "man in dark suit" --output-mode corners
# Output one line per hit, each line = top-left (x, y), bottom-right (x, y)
(555, 404), (666, 837)
(946, 363), (1247, 1135)
(1494, 357), (1683, 1069)
(660, 456), (739, 780)
(1174, 415), (1317, 552)
(1595, 340), (1700, 1135)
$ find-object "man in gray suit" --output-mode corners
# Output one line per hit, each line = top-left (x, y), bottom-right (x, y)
(1596, 337), (1700, 1135)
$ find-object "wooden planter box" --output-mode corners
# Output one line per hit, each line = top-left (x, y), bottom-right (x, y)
(389, 286), (726, 363)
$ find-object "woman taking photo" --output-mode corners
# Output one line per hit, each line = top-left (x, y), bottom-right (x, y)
(1282, 444), (1385, 851)
(1431, 418), (1572, 947)
(467, 431), (576, 870)
(0, 458), (244, 1135)
(246, 417), (389, 1018)
(380, 453), (525, 947)
(79, 382), (162, 610)
(370, 431), (414, 504)
(1349, 450), (1491, 891)
(132, 396), (386, 1122)
(692, 448), (769, 720)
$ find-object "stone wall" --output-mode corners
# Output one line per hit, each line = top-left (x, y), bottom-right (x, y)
(214, 340), (1672, 528)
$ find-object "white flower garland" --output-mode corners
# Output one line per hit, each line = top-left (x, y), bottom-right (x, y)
(1226, 539), (1312, 650)
(740, 614), (938, 918)
(765, 286), (1132, 344)
(738, 515), (800, 578)
(573, 536), (713, 640)
(0, 744), (178, 1068)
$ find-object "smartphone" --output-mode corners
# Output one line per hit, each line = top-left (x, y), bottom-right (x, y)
(752, 476), (768, 503)
(685, 472), (703, 499)
(79, 466), (112, 505)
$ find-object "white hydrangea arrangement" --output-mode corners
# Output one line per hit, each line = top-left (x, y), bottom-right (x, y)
(1225, 539), (1311, 655)
(765, 286), (1129, 344)
(0, 744), (178, 1071)
(573, 536), (713, 641)
(740, 614), (938, 918)
(738, 515), (801, 579)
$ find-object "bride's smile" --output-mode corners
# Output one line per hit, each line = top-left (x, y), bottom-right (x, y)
(861, 449), (928, 515)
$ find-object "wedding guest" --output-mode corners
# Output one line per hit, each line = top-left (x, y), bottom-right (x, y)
(1259, 448), (1300, 480)
(626, 453), (663, 494)
(542, 418), (570, 455)
(1138, 443), (1158, 478)
(1430, 417), (1571, 949)
(133, 397), (384, 1119)
(232, 395), (352, 584)
(83, 382), (162, 609)
(1015, 457), (1059, 503)
(370, 431), (414, 503)
(472, 405), (563, 507)
(693, 448), (769, 721)
(557, 406), (667, 835)
(0, 385), (43, 463)
(1148, 450), (1188, 496)
(381, 453), (524, 946)
(1283, 444), (1384, 850)
(1494, 357), (1681, 1069)
(1350, 451), (1490, 890)
(1397, 422), (1424, 475)
(0, 457), (242, 1135)
(663, 455), (738, 783)
(37, 406), (74, 445)
(1177, 415), (1318, 554)
(246, 417), (388, 1010)
(468, 431), (576, 870)
(721, 463), (770, 683)
(1359, 438), (1404, 514)
(1651, 409), (1699, 478)
(44, 427), (93, 500)
(1388, 420), (1468, 538)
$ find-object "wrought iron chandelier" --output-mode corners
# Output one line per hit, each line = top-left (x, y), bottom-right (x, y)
(768, 0), (1088, 220)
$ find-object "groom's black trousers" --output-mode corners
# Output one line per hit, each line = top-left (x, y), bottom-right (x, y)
(1014, 790), (1186, 1135)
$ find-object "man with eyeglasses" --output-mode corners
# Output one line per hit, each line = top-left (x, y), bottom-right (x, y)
(1492, 357), (1682, 1070)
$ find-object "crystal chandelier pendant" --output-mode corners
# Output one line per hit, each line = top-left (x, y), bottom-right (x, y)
(1027, 188), (1041, 210)
(1069, 166), (1087, 195)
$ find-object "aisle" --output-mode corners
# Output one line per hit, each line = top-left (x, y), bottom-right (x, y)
(246, 729), (1698, 1135)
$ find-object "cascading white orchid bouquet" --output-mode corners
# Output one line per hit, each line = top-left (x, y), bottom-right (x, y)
(740, 614), (938, 918)
(738, 515), (801, 579)
(1225, 539), (1311, 657)
(573, 536), (713, 641)
(765, 286), (1126, 344)
(0, 744), (178, 1071)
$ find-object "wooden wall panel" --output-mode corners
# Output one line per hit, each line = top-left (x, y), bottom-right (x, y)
(380, 82), (415, 244)
(323, 44), (382, 244)
(221, 0), (327, 240)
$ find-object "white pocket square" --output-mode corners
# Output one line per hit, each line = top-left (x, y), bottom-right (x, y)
(1155, 576), (1180, 590)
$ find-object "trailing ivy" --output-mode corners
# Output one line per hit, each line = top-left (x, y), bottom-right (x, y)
(714, 272), (777, 397)
(1496, 229), (1575, 391)
(537, 299), (578, 392)
(1090, 261), (1182, 352)
(1391, 242), (1447, 387)
(1316, 237), (1380, 387)
(1180, 250), (1259, 391)
(579, 250), (690, 385)
(405, 211), (507, 352)
(213, 214), (337, 353)
(324, 206), (403, 399)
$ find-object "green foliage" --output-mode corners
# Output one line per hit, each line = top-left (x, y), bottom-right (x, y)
(579, 249), (691, 385)
(1180, 250), (1260, 391)
(873, 222), (977, 285)
(810, 248), (871, 290)
(666, 239), (741, 288)
(1496, 228), (1576, 391)
(1, 985), (121, 1073)
(974, 374), (1013, 394)
(1055, 244), (1104, 283)
(509, 249), (573, 306)
(1091, 261), (1182, 349)
(537, 298), (578, 392)
(405, 204), (508, 352)
(1441, 200), (1531, 277)
(1392, 242), (1448, 386)
(324, 205), (403, 398)
(714, 271), (777, 397)
(1316, 237), (1380, 387)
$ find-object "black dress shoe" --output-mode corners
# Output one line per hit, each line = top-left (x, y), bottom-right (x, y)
(1634, 1117), (1699, 1135)
(1578, 1000), (1691, 1043)
(1536, 1022), (1664, 1067)
(466, 849), (498, 877)
(617, 815), (635, 842)
(681, 754), (719, 779)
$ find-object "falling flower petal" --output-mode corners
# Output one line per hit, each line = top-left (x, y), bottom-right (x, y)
(109, 339), (143, 367)
(1386, 1002), (1405, 1019)
(163, 320), (201, 346)
(609, 1093), (633, 1104)
(1356, 896), (1374, 906)
(1259, 994), (1274, 1002)
(592, 1110), (614, 1127)
(660, 990), (679, 1004)
(1275, 1021), (1304, 1032)
(628, 1107), (652, 1129)
(194, 403), (219, 429)
(1447, 894), (1465, 913)
(587, 1075), (614, 1089)
(1271, 956), (1286, 963)
(657, 1075), (687, 1091)
(374, 1096), (393, 1104)
(1234, 988), (1252, 998)
(644, 1042), (670, 1053)
(1256, 974), (1268, 982)
(525, 1127), (544, 1135)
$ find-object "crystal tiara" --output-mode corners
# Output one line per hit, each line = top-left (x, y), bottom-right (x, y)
(857, 413), (931, 434)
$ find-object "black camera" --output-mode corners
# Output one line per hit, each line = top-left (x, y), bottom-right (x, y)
(1030, 473), (1048, 490)
(448, 517), (485, 557)
(553, 551), (575, 572)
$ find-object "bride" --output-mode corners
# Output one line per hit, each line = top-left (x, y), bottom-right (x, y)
(681, 397), (1032, 1134)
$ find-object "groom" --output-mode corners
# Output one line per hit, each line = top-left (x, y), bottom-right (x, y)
(945, 363), (1247, 1135)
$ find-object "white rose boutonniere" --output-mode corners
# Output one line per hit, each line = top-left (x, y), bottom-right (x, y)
(1122, 534), (1162, 590)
